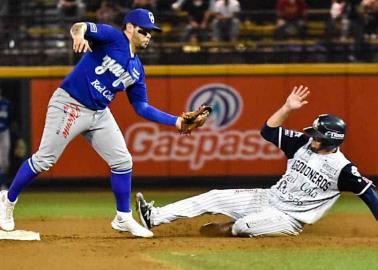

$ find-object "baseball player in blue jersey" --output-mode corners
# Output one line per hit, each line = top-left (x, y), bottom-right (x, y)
(0, 88), (12, 189)
(0, 8), (201, 238)
(136, 86), (378, 237)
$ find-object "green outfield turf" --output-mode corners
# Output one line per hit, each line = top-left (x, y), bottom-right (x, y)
(13, 190), (372, 219)
(13, 190), (202, 219)
(8, 190), (378, 270)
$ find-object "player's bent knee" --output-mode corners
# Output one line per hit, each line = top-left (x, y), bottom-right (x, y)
(232, 214), (303, 237)
(110, 155), (133, 171)
(231, 220), (272, 237)
(231, 219), (251, 236)
(232, 218), (267, 237)
(31, 154), (57, 173)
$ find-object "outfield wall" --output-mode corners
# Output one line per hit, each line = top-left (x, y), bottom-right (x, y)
(1, 64), (378, 180)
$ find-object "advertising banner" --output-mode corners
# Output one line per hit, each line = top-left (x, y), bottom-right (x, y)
(31, 74), (378, 178)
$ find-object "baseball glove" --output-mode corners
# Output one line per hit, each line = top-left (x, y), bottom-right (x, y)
(178, 104), (212, 134)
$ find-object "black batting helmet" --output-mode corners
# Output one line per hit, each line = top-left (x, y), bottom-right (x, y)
(303, 114), (346, 149)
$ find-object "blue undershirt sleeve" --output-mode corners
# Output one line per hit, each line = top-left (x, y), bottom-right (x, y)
(359, 187), (378, 221)
(132, 101), (178, 126)
(84, 23), (115, 44)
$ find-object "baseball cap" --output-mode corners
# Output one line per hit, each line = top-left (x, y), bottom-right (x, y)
(123, 8), (162, 32)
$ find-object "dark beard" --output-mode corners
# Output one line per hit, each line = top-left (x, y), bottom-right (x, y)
(309, 145), (319, 153)
(309, 144), (336, 154)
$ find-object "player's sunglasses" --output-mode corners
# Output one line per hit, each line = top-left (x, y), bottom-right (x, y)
(137, 27), (152, 37)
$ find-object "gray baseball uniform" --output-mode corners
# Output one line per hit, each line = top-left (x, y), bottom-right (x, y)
(31, 88), (131, 173)
(1, 9), (176, 238)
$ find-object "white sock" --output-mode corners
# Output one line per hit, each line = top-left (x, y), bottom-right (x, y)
(116, 210), (132, 219)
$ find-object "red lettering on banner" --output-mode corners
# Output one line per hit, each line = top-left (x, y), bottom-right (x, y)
(175, 136), (196, 156)
(241, 133), (259, 156)
(154, 135), (174, 156)
(193, 134), (218, 167)
(219, 133), (240, 155)
(126, 124), (155, 157)
(126, 123), (284, 170)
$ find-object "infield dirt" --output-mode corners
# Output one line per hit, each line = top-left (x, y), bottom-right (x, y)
(0, 214), (377, 270)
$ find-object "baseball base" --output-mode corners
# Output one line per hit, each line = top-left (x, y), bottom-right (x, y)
(0, 230), (40, 241)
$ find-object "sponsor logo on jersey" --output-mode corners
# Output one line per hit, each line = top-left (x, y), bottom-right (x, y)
(321, 163), (337, 176)
(284, 130), (303, 138)
(282, 173), (298, 183)
(125, 83), (283, 170)
(95, 55), (137, 89)
(91, 79), (115, 101)
(300, 182), (319, 198)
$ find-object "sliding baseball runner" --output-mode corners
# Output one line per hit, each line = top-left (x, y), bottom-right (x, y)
(137, 85), (378, 237)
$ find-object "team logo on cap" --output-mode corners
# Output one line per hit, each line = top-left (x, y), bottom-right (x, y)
(148, 12), (154, 23)
(187, 84), (242, 130)
(325, 131), (344, 139)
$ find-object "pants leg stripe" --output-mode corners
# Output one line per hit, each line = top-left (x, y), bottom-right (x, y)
(111, 169), (132, 175)
(28, 158), (38, 174)
(152, 189), (268, 225)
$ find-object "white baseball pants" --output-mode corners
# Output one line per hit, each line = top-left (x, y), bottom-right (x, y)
(150, 189), (303, 237)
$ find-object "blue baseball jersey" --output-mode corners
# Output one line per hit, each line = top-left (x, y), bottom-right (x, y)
(60, 23), (148, 110)
(0, 99), (11, 132)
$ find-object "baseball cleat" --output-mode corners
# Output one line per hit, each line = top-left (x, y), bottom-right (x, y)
(111, 211), (153, 238)
(0, 190), (17, 231)
(135, 192), (153, 229)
